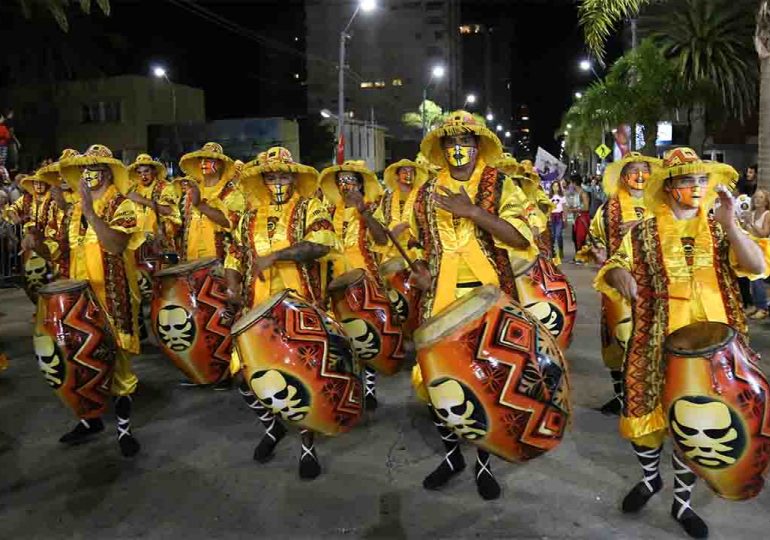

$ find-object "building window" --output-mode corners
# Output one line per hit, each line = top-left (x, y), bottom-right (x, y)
(392, 78), (403, 87)
(81, 100), (122, 124)
(360, 82), (374, 88)
(374, 81), (386, 88)
(361, 81), (386, 89)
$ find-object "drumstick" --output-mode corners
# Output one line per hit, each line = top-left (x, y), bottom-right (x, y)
(383, 226), (418, 272)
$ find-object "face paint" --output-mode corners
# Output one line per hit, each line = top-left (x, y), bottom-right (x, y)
(623, 170), (650, 190)
(263, 172), (295, 205)
(669, 175), (709, 208)
(200, 159), (218, 176)
(444, 144), (476, 167)
(136, 165), (156, 186)
(32, 181), (48, 195)
(336, 172), (362, 195)
(397, 167), (415, 186)
(82, 168), (103, 189)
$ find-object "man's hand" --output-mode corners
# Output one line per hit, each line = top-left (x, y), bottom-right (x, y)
(226, 287), (244, 308)
(408, 260), (432, 290)
(433, 186), (478, 218)
(344, 190), (366, 213)
(21, 229), (42, 253)
(50, 186), (68, 209)
(619, 219), (642, 236)
(589, 245), (608, 265)
(252, 253), (277, 281)
(606, 267), (637, 302)
(127, 192), (149, 206)
(188, 181), (202, 207)
(714, 186), (736, 230)
(391, 222), (410, 238)
(79, 180), (94, 217)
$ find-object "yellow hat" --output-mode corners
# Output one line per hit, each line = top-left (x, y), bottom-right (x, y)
(18, 173), (45, 195)
(492, 152), (521, 176)
(419, 110), (502, 167)
(383, 159), (429, 192)
(233, 160), (245, 182)
(36, 148), (79, 186)
(602, 151), (662, 196)
(415, 152), (442, 176)
(60, 144), (131, 195)
(179, 142), (236, 184)
(127, 153), (168, 186)
(319, 160), (382, 205)
(240, 147), (319, 203)
(645, 147), (738, 211)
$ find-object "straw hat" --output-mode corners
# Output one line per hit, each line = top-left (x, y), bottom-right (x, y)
(415, 152), (442, 176)
(36, 148), (79, 186)
(240, 147), (319, 203)
(645, 147), (738, 211)
(383, 158), (429, 192)
(18, 173), (43, 195)
(419, 109), (502, 167)
(60, 144), (131, 195)
(179, 142), (236, 184)
(602, 151), (662, 197)
(319, 160), (382, 205)
(127, 153), (168, 186)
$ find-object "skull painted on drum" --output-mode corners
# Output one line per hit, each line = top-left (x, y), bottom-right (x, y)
(33, 334), (64, 389)
(428, 377), (488, 440)
(156, 306), (195, 352)
(387, 288), (410, 324)
(137, 271), (153, 300)
(669, 396), (746, 469)
(250, 369), (311, 422)
(524, 301), (565, 337)
(341, 318), (381, 361)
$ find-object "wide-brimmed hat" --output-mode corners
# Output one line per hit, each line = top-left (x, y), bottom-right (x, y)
(60, 144), (131, 195)
(233, 160), (245, 182)
(645, 147), (738, 210)
(36, 148), (79, 186)
(18, 173), (47, 195)
(319, 160), (382, 205)
(603, 151), (662, 196)
(383, 158), (429, 192)
(420, 109), (502, 167)
(127, 153), (168, 186)
(240, 146), (319, 203)
(415, 152), (442, 176)
(179, 142), (236, 183)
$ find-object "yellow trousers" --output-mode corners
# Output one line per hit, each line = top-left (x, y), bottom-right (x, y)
(111, 349), (138, 396)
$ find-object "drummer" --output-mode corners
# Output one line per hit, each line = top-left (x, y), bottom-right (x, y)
(22, 144), (144, 457)
(177, 142), (246, 263)
(224, 147), (337, 479)
(318, 160), (390, 410)
(596, 148), (770, 538)
(408, 110), (539, 500)
(576, 152), (659, 416)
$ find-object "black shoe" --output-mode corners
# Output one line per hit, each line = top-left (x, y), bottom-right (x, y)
(365, 394), (379, 411)
(422, 448), (466, 490)
(475, 451), (501, 500)
(672, 506), (709, 538)
(299, 441), (321, 480)
(118, 432), (141, 457)
(213, 377), (233, 391)
(253, 421), (287, 463)
(600, 396), (622, 416)
(59, 418), (104, 445)
(622, 476), (663, 513)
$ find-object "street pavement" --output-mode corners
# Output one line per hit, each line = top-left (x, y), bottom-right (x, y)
(1, 259), (769, 539)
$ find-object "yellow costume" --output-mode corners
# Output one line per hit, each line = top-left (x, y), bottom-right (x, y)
(318, 160), (383, 279)
(178, 142), (246, 262)
(49, 145), (144, 396)
(126, 154), (181, 243)
(594, 148), (770, 447)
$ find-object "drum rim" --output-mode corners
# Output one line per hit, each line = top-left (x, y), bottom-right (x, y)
(328, 268), (366, 291)
(379, 257), (408, 277)
(413, 285), (500, 349)
(154, 257), (218, 277)
(231, 289), (294, 336)
(510, 256), (538, 278)
(38, 279), (89, 294)
(664, 321), (736, 357)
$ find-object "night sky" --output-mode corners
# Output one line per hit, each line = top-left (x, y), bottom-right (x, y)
(7, 0), (623, 156)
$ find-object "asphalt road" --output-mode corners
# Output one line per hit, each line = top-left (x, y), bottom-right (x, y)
(1, 260), (769, 539)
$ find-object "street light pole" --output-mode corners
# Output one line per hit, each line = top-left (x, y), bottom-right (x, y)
(152, 66), (180, 159)
(422, 65), (445, 137)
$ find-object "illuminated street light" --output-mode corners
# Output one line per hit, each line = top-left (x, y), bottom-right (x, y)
(431, 65), (445, 79)
(567, 123), (572, 129)
(360, 0), (377, 12)
(486, 112), (493, 121)
(579, 59), (591, 71)
(521, 116), (529, 121)
(152, 66), (167, 79)
(465, 93), (476, 105)
(504, 131), (511, 138)
(320, 109), (336, 119)
(575, 92), (583, 99)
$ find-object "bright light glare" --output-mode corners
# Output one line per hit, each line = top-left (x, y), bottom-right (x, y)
(486, 113), (493, 121)
(579, 59), (591, 71)
(431, 65), (445, 79)
(567, 123), (572, 129)
(360, 0), (377, 12)
(465, 94), (476, 104)
(152, 66), (167, 78)
(320, 109), (332, 118)
(504, 131), (511, 138)
(496, 124), (503, 132)
(575, 92), (583, 99)
(521, 116), (529, 121)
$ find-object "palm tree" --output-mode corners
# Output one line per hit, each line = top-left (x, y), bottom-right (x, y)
(16, 0), (110, 31)
(580, 0), (769, 183)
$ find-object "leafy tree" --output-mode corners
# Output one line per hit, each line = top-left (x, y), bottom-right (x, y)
(16, 0), (111, 31)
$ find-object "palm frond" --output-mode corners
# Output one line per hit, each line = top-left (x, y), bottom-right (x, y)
(579, 0), (653, 59)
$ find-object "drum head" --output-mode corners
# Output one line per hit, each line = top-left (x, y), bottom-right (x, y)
(510, 256), (537, 278)
(328, 268), (366, 292)
(231, 290), (292, 337)
(380, 257), (408, 277)
(154, 257), (218, 278)
(38, 279), (88, 295)
(413, 285), (500, 349)
(665, 322), (736, 357)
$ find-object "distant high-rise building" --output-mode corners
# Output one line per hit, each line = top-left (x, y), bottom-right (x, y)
(304, 0), (461, 144)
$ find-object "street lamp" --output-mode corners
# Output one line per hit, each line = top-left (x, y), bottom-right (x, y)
(421, 64), (445, 136)
(320, 109), (336, 119)
(567, 123), (572, 129)
(579, 58), (600, 78)
(464, 93), (476, 108)
(504, 131), (511, 138)
(337, 0), (377, 162)
(575, 92), (583, 99)
(486, 112), (493, 122)
(152, 64), (179, 156)
(496, 124), (503, 132)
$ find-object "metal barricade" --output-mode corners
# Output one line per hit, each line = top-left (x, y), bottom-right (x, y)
(0, 221), (23, 288)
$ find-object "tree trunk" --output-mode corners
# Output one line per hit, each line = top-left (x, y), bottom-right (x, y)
(759, 54), (770, 189)
(688, 103), (706, 154)
(643, 122), (657, 155)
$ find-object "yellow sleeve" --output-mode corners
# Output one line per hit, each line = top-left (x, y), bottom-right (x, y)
(730, 233), (770, 280)
(43, 205), (63, 262)
(594, 230), (634, 304)
(159, 182), (182, 227)
(498, 177), (538, 261)
(303, 198), (339, 253)
(224, 212), (246, 273)
(222, 187), (246, 230)
(109, 198), (144, 251)
(536, 188), (555, 216)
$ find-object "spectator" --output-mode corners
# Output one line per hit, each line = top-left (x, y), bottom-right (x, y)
(549, 181), (566, 260)
(736, 164), (758, 197)
(589, 175), (606, 218)
(741, 188), (770, 319)
(566, 174), (590, 262)
(0, 111), (10, 185)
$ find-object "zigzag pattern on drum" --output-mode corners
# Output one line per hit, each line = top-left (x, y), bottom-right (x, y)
(625, 218), (669, 419)
(197, 274), (234, 375)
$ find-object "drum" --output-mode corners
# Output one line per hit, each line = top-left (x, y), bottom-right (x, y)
(379, 257), (421, 337)
(511, 256), (577, 350)
(327, 269), (406, 376)
(232, 289), (363, 436)
(134, 241), (162, 301)
(34, 280), (118, 419)
(414, 285), (571, 463)
(23, 251), (51, 303)
(151, 258), (234, 384)
(663, 322), (770, 500)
